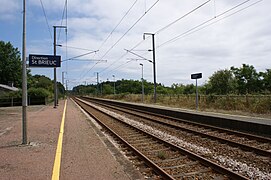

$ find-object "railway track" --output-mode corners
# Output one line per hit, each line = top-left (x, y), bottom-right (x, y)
(78, 97), (271, 179)
(74, 97), (248, 179)
(81, 97), (271, 157)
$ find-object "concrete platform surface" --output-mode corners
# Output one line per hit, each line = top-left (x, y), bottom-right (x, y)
(0, 98), (142, 180)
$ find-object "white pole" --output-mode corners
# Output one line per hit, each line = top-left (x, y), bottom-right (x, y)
(22, 0), (28, 144)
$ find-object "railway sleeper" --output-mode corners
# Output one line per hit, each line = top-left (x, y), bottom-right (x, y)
(172, 168), (215, 179)
(129, 140), (154, 145)
(134, 161), (146, 166)
(125, 137), (149, 142)
(128, 156), (139, 160)
(124, 134), (147, 139)
(147, 150), (180, 158)
(119, 147), (129, 151)
(135, 144), (167, 151)
(130, 141), (159, 146)
(140, 167), (152, 173)
(256, 143), (271, 148)
(130, 138), (157, 142)
(148, 147), (171, 153)
(161, 161), (199, 170)
(154, 156), (188, 163)
(124, 151), (135, 156)
(170, 164), (212, 177)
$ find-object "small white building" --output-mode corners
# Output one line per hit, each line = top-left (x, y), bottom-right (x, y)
(0, 84), (19, 95)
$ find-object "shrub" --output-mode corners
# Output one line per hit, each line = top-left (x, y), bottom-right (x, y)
(28, 87), (50, 98)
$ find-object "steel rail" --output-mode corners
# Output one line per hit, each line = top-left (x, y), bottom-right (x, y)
(82, 97), (271, 157)
(74, 97), (248, 179)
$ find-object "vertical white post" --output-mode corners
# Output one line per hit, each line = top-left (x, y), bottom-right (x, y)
(196, 79), (198, 111)
(22, 0), (28, 144)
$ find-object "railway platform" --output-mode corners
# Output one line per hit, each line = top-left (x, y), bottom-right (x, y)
(0, 98), (143, 180)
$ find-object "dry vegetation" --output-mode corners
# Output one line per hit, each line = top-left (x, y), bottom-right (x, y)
(100, 94), (271, 119)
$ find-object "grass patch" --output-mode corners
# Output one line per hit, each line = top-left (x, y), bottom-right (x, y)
(157, 151), (167, 160)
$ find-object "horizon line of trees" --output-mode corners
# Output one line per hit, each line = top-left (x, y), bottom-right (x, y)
(72, 64), (271, 96)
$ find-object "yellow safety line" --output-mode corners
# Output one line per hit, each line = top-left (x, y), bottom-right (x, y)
(52, 99), (67, 180)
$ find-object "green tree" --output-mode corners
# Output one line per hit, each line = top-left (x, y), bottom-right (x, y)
(260, 69), (271, 93)
(117, 79), (141, 94)
(183, 84), (195, 94)
(171, 83), (186, 94)
(29, 75), (53, 92)
(0, 41), (22, 87)
(102, 84), (113, 94)
(157, 84), (169, 94)
(57, 82), (65, 96)
(231, 64), (261, 94)
(206, 69), (235, 95)
(28, 87), (50, 98)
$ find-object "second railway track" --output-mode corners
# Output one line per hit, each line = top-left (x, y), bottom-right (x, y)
(77, 97), (271, 179)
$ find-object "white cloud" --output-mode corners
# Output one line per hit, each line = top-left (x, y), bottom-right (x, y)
(9, 0), (271, 88)
(0, 0), (20, 21)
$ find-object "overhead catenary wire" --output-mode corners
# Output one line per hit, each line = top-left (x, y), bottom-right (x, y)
(63, 50), (99, 61)
(98, 0), (160, 74)
(100, 0), (160, 60)
(156, 0), (211, 34)
(161, 0), (264, 48)
(130, 0), (212, 49)
(98, 0), (139, 51)
(80, 62), (100, 81)
(75, 0), (139, 82)
(158, 0), (252, 48)
(58, 44), (95, 52)
(40, 0), (52, 40)
(103, 60), (134, 76)
(58, 0), (68, 42)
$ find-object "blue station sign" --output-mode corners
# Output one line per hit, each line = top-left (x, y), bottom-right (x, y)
(29, 54), (61, 67)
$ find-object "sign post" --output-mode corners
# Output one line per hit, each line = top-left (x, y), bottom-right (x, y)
(191, 73), (202, 111)
(53, 25), (66, 108)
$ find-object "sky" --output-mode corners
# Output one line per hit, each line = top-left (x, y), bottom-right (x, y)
(1, 0), (271, 90)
